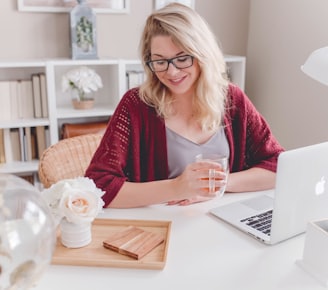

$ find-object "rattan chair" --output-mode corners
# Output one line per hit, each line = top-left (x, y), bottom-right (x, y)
(38, 133), (102, 188)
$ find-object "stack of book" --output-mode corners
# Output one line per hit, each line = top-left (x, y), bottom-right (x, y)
(0, 72), (48, 121)
(0, 126), (50, 164)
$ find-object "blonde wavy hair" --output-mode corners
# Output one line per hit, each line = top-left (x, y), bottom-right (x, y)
(139, 3), (229, 131)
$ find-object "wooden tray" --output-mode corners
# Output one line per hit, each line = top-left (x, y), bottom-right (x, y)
(52, 218), (171, 270)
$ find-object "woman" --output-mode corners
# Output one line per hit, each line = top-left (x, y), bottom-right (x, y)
(85, 3), (284, 208)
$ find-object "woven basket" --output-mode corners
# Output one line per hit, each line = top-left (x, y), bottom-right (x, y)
(38, 134), (102, 188)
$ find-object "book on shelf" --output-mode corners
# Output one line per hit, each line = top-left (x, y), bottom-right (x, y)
(3, 128), (11, 163)
(36, 126), (47, 158)
(17, 80), (34, 119)
(3, 128), (22, 163)
(39, 73), (48, 118)
(0, 81), (12, 121)
(0, 129), (5, 163)
(2, 126), (46, 163)
(10, 129), (22, 162)
(30, 127), (37, 159)
(9, 81), (19, 120)
(24, 127), (33, 161)
(31, 74), (42, 118)
(17, 81), (24, 119)
(45, 126), (51, 148)
(18, 127), (25, 161)
(2, 74), (47, 120)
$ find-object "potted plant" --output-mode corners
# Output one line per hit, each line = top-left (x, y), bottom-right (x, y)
(61, 66), (103, 109)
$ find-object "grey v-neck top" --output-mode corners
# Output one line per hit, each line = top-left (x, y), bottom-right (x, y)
(166, 127), (230, 178)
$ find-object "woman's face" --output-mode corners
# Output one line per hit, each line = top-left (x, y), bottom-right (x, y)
(150, 35), (200, 97)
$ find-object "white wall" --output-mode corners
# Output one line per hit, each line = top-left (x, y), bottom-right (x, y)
(247, 0), (328, 149)
(0, 0), (249, 59)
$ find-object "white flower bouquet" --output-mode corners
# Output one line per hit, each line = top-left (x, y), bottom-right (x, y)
(42, 177), (105, 226)
(61, 66), (103, 101)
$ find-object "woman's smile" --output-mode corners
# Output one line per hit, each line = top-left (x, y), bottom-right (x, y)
(168, 75), (187, 85)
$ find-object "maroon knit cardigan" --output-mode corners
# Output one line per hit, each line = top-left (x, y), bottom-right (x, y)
(85, 84), (284, 206)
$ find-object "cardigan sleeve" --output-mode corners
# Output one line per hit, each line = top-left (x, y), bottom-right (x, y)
(224, 84), (284, 173)
(85, 88), (168, 207)
(85, 91), (135, 206)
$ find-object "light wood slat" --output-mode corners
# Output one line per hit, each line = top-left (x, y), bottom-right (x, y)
(103, 226), (165, 260)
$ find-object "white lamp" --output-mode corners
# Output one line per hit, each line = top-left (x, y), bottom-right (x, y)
(297, 47), (328, 283)
(301, 46), (328, 86)
(298, 47), (328, 287)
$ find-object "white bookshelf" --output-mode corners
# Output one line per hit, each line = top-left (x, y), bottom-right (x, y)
(224, 54), (246, 91)
(0, 55), (246, 181)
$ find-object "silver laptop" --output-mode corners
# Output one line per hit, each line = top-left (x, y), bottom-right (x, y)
(209, 141), (328, 245)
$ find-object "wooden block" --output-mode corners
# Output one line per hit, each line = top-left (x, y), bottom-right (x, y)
(103, 226), (164, 260)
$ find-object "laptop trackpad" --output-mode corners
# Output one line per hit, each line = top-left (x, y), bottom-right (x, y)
(241, 195), (273, 211)
(210, 194), (274, 222)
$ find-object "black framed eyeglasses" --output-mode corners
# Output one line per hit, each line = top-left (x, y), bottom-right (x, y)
(146, 55), (194, 72)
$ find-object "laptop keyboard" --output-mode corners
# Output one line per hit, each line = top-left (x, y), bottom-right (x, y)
(240, 210), (273, 236)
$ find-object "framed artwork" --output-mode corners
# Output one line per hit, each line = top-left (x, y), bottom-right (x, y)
(154, 0), (195, 10)
(17, 0), (130, 14)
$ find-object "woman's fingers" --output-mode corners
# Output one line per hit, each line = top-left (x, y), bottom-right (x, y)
(167, 195), (212, 206)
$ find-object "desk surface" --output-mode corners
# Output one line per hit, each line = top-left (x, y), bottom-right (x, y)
(34, 191), (325, 290)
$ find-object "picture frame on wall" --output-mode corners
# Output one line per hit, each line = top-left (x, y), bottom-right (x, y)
(17, 0), (130, 14)
(154, 0), (195, 10)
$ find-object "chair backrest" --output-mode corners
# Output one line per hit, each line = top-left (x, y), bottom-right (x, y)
(38, 133), (102, 188)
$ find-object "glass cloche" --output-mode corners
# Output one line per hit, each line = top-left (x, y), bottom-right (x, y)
(0, 174), (56, 290)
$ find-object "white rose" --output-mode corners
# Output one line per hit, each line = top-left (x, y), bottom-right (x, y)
(60, 189), (104, 224)
(42, 177), (105, 226)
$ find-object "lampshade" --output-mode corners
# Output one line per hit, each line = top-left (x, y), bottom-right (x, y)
(301, 46), (328, 86)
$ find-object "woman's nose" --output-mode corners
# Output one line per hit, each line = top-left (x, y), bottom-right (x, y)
(166, 62), (180, 74)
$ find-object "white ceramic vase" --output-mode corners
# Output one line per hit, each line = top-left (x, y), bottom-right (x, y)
(60, 218), (92, 248)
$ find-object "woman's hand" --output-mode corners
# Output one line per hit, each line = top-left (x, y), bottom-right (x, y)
(167, 161), (227, 206)
(109, 160), (227, 208)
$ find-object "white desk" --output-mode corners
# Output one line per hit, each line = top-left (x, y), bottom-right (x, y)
(34, 191), (326, 290)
